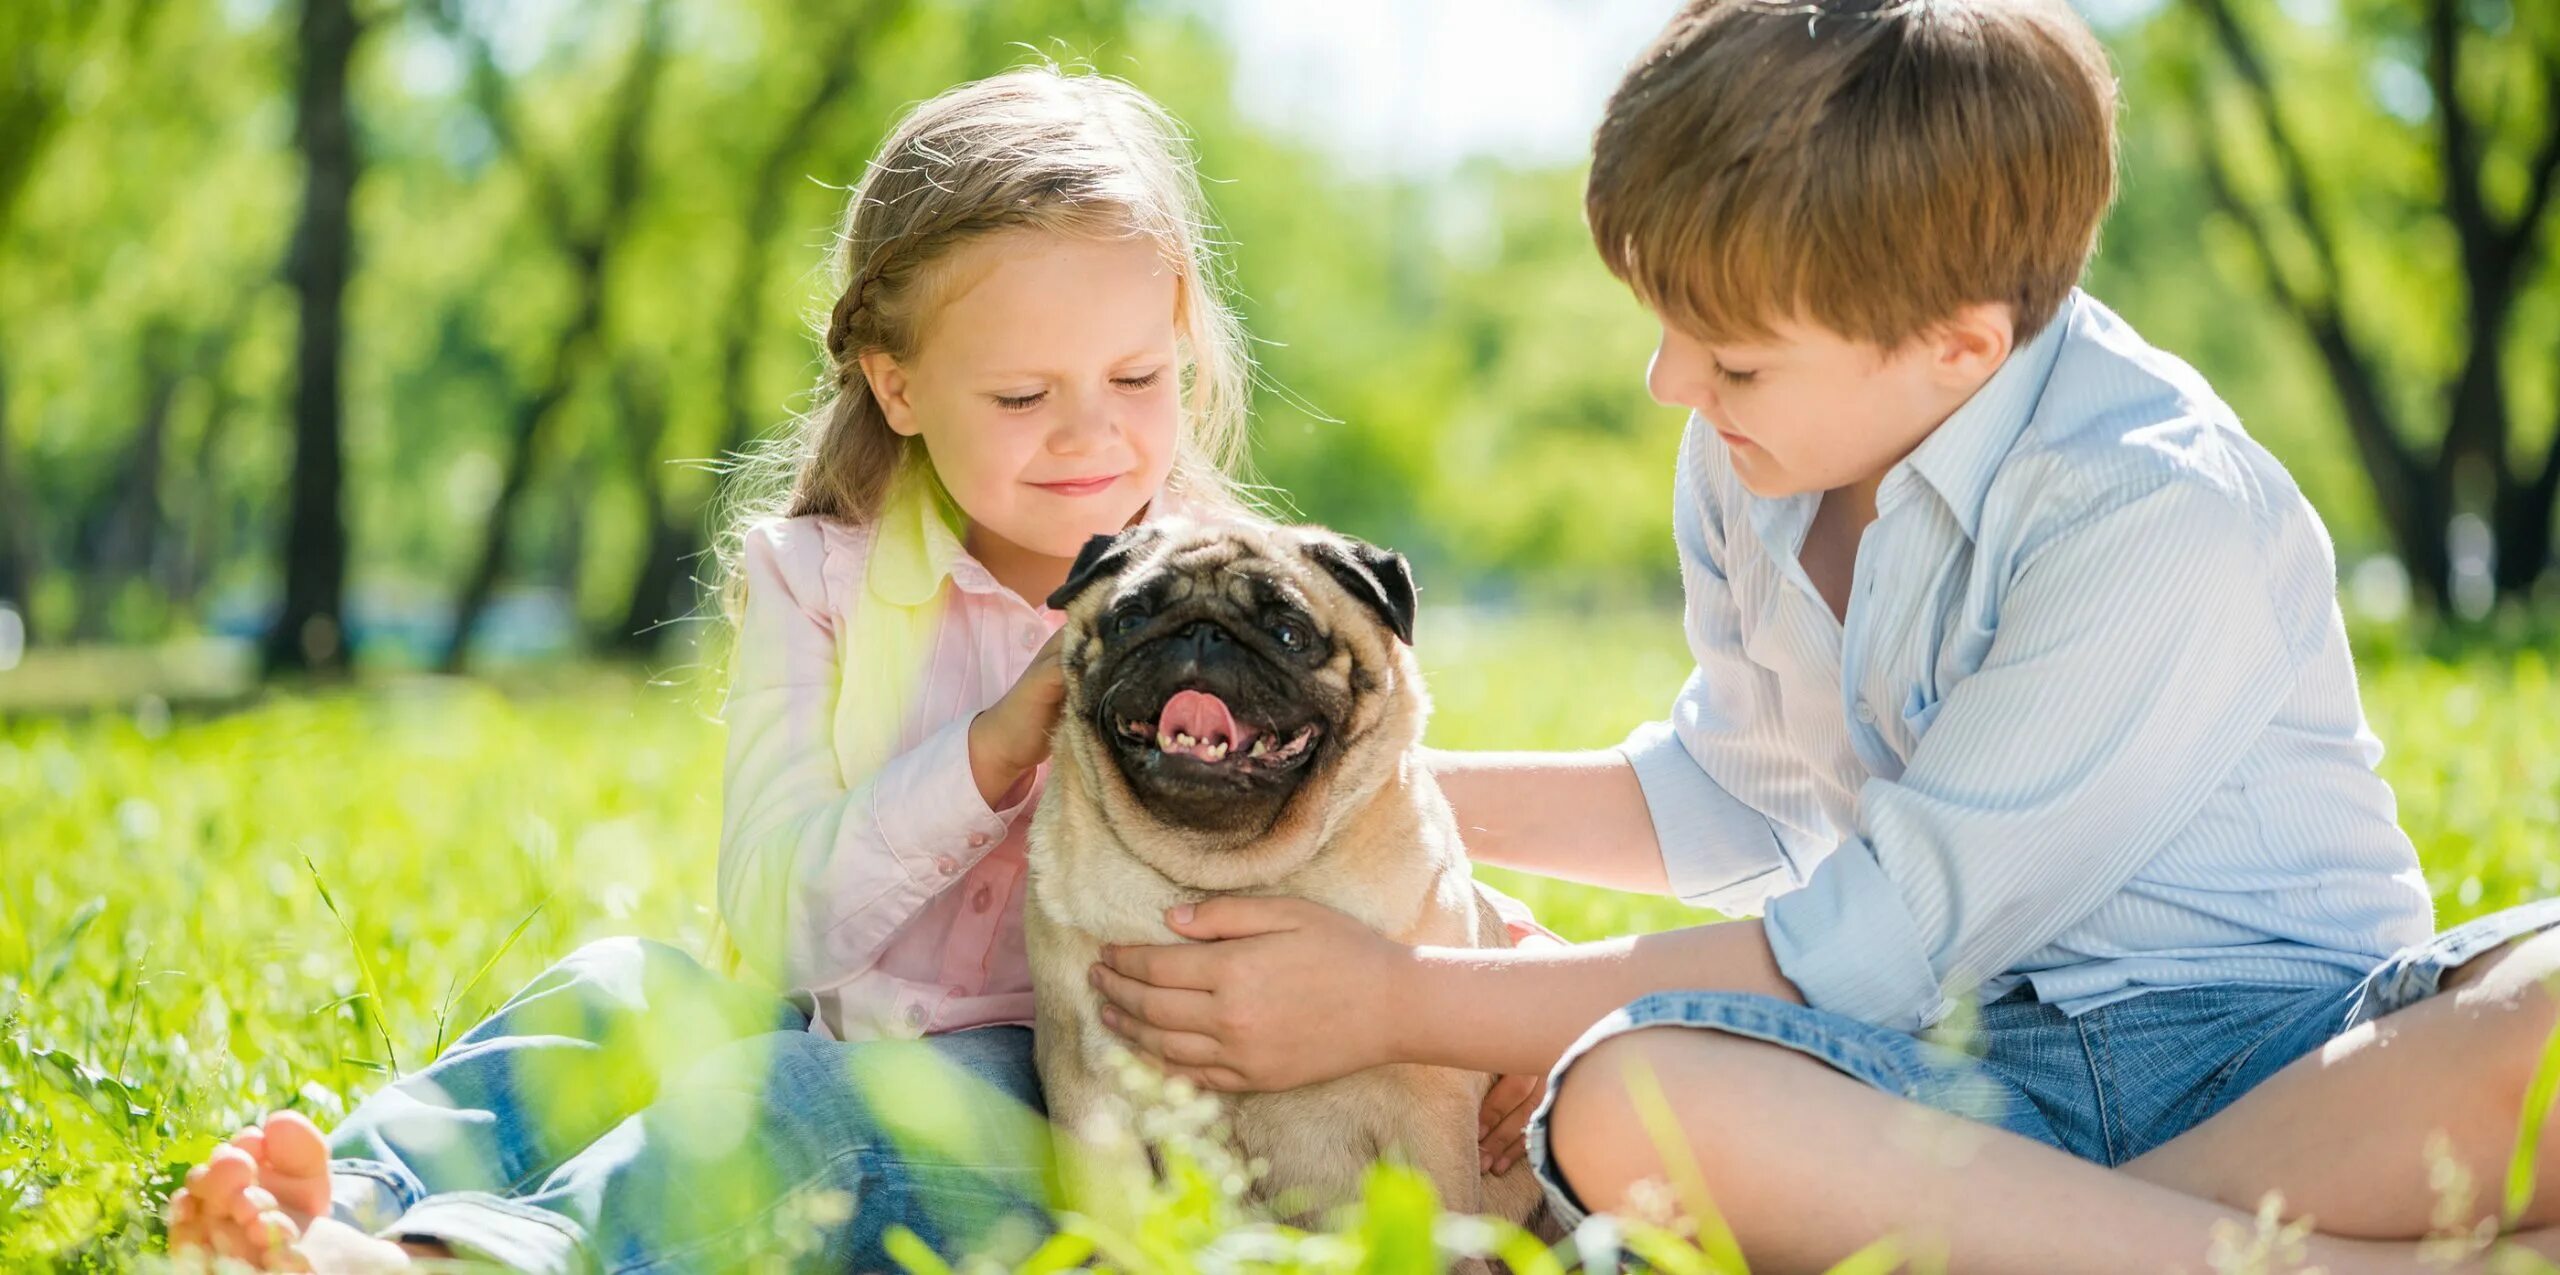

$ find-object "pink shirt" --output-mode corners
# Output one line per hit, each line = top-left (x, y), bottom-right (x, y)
(721, 507), (1056, 1041)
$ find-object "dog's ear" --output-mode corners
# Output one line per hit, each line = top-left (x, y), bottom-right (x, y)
(1047, 527), (1157, 611)
(1304, 534), (1418, 646)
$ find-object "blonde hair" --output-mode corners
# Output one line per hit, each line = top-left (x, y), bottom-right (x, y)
(715, 66), (1254, 624)
(1586, 0), (2118, 348)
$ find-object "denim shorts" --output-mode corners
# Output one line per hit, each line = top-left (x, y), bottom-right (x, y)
(1525, 898), (2560, 1226)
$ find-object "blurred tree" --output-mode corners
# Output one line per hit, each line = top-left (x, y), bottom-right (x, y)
(264, 0), (368, 676)
(0, 2), (168, 635)
(2173, 0), (2560, 612)
(436, 0), (668, 673)
(604, 0), (911, 658)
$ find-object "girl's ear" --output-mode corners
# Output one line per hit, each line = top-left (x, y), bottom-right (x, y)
(859, 350), (920, 437)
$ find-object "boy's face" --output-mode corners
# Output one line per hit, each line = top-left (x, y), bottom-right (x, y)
(1644, 306), (2013, 500)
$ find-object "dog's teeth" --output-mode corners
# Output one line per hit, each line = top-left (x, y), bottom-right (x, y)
(1174, 732), (1195, 749)
(1204, 741), (1228, 762)
(1156, 731), (1174, 751)
(1249, 738), (1269, 758)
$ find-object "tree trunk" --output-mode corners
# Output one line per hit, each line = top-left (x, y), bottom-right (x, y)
(75, 334), (182, 642)
(262, 0), (362, 677)
(439, 0), (665, 673)
(612, 6), (900, 651)
(600, 363), (692, 658)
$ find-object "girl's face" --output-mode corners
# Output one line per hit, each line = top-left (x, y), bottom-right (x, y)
(863, 230), (1183, 569)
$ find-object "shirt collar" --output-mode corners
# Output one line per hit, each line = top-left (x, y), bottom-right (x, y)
(865, 464), (980, 606)
(1884, 289), (2079, 539)
(864, 463), (1201, 608)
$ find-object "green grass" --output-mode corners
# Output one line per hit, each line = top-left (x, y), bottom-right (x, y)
(3, 614), (2558, 1269)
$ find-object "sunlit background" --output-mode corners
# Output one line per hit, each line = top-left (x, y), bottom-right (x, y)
(5, 0), (2559, 1265)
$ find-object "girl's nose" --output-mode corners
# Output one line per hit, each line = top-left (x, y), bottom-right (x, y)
(1048, 391), (1117, 456)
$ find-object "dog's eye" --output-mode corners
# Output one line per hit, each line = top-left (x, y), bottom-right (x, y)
(1268, 619), (1309, 651)
(1111, 610), (1148, 636)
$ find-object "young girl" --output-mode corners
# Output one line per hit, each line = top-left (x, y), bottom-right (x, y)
(166, 66), (1260, 1273)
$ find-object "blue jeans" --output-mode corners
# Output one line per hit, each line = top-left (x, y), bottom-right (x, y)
(323, 938), (1052, 1273)
(1526, 898), (2560, 1226)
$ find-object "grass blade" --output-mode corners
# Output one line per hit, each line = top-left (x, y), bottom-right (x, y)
(432, 892), (550, 1060)
(303, 853), (400, 1075)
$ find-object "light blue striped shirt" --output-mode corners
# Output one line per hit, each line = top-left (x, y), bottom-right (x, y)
(1623, 290), (2436, 1033)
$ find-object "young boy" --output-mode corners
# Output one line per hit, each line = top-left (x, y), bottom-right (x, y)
(1085, 1), (2560, 1269)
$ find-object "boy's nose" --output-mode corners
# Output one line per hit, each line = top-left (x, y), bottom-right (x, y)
(1645, 346), (1715, 414)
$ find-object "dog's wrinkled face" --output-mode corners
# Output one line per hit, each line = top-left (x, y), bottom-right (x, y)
(1046, 519), (1419, 844)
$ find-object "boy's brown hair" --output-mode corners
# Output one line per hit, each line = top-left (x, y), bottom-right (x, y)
(1587, 0), (2118, 349)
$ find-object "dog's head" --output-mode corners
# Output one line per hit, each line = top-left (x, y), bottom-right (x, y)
(1044, 518), (1424, 881)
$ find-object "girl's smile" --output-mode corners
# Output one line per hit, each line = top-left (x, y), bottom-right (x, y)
(1029, 472), (1126, 498)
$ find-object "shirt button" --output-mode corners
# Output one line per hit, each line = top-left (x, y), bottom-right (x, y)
(902, 1003), (925, 1029)
(934, 854), (959, 876)
(1854, 700), (1877, 725)
(972, 885), (994, 913)
(967, 832), (990, 848)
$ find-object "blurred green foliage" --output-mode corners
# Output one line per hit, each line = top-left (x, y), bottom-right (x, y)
(6, 0), (2554, 661)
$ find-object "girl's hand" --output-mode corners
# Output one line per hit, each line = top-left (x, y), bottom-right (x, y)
(968, 627), (1066, 806)
(1477, 1072), (1543, 1175)
(1091, 897), (1413, 1093)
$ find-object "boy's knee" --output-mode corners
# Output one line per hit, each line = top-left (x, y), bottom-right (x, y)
(1546, 1027), (1698, 1212)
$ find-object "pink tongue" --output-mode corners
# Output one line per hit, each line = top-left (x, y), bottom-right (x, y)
(1157, 689), (1247, 747)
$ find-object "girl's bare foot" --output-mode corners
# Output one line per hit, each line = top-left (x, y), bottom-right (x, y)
(248, 1110), (336, 1229)
(166, 1110), (338, 1267)
(167, 1142), (301, 1267)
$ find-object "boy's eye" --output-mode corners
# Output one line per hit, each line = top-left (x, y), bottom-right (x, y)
(1711, 361), (1757, 386)
(1113, 370), (1166, 392)
(992, 390), (1047, 411)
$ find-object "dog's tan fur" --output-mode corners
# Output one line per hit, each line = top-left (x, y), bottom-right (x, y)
(1026, 521), (1545, 1228)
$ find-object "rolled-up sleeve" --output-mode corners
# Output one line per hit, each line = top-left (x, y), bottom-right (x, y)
(717, 519), (1014, 989)
(1619, 424), (1827, 916)
(1764, 478), (2316, 1032)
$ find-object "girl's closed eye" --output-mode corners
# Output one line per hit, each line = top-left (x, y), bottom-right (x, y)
(1711, 359), (1758, 386)
(994, 369), (1164, 412)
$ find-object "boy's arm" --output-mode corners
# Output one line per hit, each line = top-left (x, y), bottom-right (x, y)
(1435, 418), (1830, 911)
(1090, 899), (1800, 1086)
(1429, 749), (1669, 895)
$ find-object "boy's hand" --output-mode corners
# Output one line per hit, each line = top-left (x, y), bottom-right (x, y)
(968, 627), (1065, 806)
(1477, 1073), (1543, 1175)
(1090, 897), (1413, 1093)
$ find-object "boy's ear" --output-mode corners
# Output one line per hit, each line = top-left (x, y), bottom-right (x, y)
(1047, 527), (1159, 611)
(859, 351), (918, 436)
(1931, 303), (2015, 385)
(1304, 534), (1418, 646)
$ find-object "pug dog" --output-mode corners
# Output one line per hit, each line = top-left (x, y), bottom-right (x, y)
(1024, 518), (1546, 1232)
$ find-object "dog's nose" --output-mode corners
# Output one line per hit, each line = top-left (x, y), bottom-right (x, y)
(1174, 620), (1233, 659)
